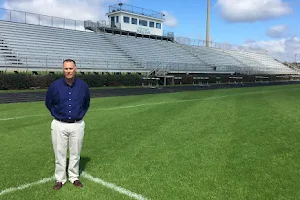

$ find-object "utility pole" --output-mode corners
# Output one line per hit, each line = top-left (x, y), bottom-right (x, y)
(206, 0), (210, 47)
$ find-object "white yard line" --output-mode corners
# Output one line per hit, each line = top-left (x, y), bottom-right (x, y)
(0, 114), (48, 121)
(0, 176), (54, 196)
(81, 172), (148, 200)
(0, 88), (298, 121)
(0, 172), (148, 199)
(89, 88), (298, 112)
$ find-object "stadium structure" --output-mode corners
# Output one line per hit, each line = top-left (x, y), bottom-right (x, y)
(0, 3), (299, 81)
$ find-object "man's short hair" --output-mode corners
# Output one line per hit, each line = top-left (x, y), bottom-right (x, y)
(63, 59), (76, 66)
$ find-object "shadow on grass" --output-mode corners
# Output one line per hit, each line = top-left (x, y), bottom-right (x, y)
(66, 156), (91, 175)
(79, 157), (90, 174)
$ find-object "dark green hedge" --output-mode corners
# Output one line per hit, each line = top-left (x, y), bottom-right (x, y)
(0, 73), (143, 90)
(80, 74), (143, 87)
(0, 73), (294, 90)
(178, 74), (291, 84)
(0, 74), (58, 90)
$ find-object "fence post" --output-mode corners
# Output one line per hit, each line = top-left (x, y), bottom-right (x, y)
(5, 56), (7, 71)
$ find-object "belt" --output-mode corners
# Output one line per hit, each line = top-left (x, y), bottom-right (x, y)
(55, 118), (82, 123)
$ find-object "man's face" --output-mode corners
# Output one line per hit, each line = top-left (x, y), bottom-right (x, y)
(63, 61), (77, 79)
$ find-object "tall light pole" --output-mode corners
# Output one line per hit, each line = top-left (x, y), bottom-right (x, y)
(206, 0), (210, 47)
(295, 54), (298, 63)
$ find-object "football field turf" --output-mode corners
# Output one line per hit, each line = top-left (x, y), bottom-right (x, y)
(1, 84), (300, 199)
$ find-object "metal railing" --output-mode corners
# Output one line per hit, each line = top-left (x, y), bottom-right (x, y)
(0, 55), (297, 75)
(266, 51), (300, 72)
(175, 36), (265, 53)
(0, 8), (86, 31)
(84, 19), (174, 38)
(0, 55), (147, 72)
(0, 7), (174, 38)
(109, 3), (164, 19)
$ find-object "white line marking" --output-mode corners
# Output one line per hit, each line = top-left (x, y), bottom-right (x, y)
(0, 114), (48, 121)
(0, 176), (54, 196)
(89, 87), (299, 112)
(0, 87), (299, 121)
(81, 172), (148, 200)
(0, 172), (148, 199)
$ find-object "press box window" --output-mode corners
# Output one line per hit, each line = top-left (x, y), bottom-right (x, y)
(116, 16), (119, 23)
(156, 23), (161, 29)
(123, 16), (130, 23)
(132, 18), (137, 25)
(149, 21), (154, 28)
(139, 19), (148, 27)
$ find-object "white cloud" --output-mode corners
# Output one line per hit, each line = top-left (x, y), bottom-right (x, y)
(162, 10), (178, 27)
(266, 25), (289, 38)
(243, 37), (300, 61)
(1, 0), (118, 22)
(1, 0), (125, 30)
(216, 0), (292, 22)
(1, 0), (177, 30)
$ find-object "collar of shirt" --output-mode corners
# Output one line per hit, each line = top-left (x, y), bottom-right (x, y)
(63, 78), (77, 87)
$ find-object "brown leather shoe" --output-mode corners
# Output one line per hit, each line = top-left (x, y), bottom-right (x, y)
(53, 182), (63, 190)
(73, 180), (83, 188)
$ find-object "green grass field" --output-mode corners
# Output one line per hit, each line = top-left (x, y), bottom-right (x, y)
(1, 84), (300, 200)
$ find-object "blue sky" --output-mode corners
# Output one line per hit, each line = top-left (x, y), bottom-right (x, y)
(0, 0), (299, 61)
(132, 0), (300, 50)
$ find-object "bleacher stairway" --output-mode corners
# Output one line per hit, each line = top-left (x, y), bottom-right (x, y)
(0, 33), (22, 68)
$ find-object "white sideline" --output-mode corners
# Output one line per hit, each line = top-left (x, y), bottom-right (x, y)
(0, 176), (54, 196)
(0, 87), (298, 121)
(81, 172), (148, 200)
(0, 114), (48, 121)
(0, 172), (148, 199)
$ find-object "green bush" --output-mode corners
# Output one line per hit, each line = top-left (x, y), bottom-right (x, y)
(0, 73), (144, 90)
(0, 72), (294, 90)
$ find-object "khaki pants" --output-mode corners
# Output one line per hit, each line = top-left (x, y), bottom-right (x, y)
(51, 119), (85, 184)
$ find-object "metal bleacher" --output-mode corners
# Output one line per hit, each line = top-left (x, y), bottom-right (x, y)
(0, 18), (297, 75)
(103, 33), (236, 74)
(184, 45), (244, 73)
(217, 48), (297, 74)
(235, 50), (296, 74)
(100, 32), (298, 75)
(183, 45), (296, 75)
(0, 20), (143, 73)
(103, 34), (209, 73)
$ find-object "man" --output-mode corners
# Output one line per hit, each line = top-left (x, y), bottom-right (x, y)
(45, 59), (90, 190)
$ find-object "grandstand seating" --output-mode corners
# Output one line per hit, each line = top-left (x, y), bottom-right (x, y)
(103, 33), (219, 73)
(238, 50), (295, 73)
(186, 45), (244, 72)
(0, 20), (143, 72)
(219, 49), (296, 74)
(0, 19), (297, 75)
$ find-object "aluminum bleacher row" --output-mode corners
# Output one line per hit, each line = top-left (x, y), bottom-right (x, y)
(0, 20), (143, 72)
(0, 20), (297, 74)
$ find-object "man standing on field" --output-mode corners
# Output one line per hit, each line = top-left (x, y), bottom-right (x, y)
(45, 59), (90, 190)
